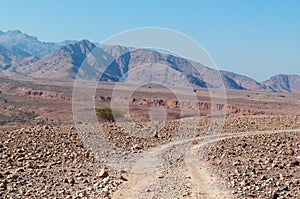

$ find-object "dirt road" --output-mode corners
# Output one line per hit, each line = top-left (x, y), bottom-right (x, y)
(112, 129), (300, 199)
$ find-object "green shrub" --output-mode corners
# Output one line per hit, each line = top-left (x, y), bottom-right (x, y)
(95, 107), (123, 122)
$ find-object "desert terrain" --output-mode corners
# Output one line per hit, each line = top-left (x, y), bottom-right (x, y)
(0, 78), (299, 198)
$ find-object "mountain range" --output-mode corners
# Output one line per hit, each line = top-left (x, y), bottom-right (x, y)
(0, 30), (299, 94)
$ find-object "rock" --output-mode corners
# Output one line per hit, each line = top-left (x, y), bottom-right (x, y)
(3, 171), (11, 175)
(16, 167), (24, 173)
(261, 175), (267, 180)
(78, 190), (86, 197)
(6, 174), (18, 180)
(69, 177), (75, 184)
(232, 161), (241, 166)
(43, 125), (49, 130)
(290, 160), (299, 166)
(116, 174), (128, 181)
(278, 185), (288, 192)
(63, 178), (68, 183)
(96, 169), (108, 178)
(272, 192), (280, 199)
(0, 181), (7, 190)
(102, 176), (110, 184)
(132, 144), (142, 150)
(100, 191), (108, 197)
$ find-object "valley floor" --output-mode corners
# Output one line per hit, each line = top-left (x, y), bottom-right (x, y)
(0, 115), (299, 198)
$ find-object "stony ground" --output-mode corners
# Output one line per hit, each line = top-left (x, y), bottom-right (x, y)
(0, 125), (127, 199)
(0, 115), (300, 198)
(208, 132), (300, 198)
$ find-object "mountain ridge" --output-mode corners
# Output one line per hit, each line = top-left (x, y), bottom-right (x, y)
(0, 30), (299, 94)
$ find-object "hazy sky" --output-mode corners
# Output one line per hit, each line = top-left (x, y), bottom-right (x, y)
(1, 0), (299, 81)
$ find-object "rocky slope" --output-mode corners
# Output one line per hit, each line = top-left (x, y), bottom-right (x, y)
(0, 44), (27, 70)
(220, 71), (268, 91)
(9, 40), (98, 79)
(261, 74), (300, 93)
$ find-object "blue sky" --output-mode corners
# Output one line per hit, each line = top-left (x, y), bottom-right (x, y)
(1, 0), (299, 81)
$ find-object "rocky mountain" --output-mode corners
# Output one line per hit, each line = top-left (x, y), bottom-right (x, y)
(0, 30), (299, 93)
(220, 71), (269, 91)
(261, 74), (300, 93)
(103, 47), (208, 87)
(0, 30), (77, 57)
(9, 40), (99, 79)
(0, 44), (27, 70)
(0, 30), (58, 56)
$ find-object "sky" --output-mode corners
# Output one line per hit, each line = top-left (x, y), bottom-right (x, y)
(1, 0), (299, 81)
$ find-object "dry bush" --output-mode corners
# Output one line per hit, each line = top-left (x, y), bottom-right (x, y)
(95, 107), (123, 122)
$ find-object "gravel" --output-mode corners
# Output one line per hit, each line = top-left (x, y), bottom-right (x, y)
(208, 132), (300, 198)
(0, 125), (126, 198)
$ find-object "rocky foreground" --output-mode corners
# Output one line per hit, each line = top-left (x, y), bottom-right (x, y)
(0, 125), (127, 199)
(0, 115), (300, 198)
(208, 132), (300, 198)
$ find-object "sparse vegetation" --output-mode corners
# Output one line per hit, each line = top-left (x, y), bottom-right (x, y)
(0, 119), (6, 126)
(95, 107), (123, 122)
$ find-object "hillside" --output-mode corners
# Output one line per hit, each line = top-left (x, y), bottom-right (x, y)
(0, 30), (300, 93)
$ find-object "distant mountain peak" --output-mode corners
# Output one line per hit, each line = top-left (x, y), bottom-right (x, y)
(261, 74), (300, 93)
(6, 30), (23, 34)
(0, 30), (58, 56)
(60, 39), (96, 54)
(77, 39), (96, 49)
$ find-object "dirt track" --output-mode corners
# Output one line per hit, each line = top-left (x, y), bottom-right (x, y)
(112, 129), (300, 199)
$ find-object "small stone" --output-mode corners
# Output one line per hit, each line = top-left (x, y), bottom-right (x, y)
(232, 161), (240, 166)
(100, 191), (108, 197)
(0, 181), (7, 190)
(291, 160), (299, 166)
(16, 167), (24, 173)
(116, 174), (127, 181)
(3, 171), (11, 175)
(132, 144), (142, 150)
(96, 169), (108, 178)
(261, 175), (267, 180)
(43, 125), (49, 130)
(69, 177), (75, 184)
(278, 185), (288, 192)
(102, 176), (110, 184)
(63, 178), (69, 183)
(103, 186), (109, 192)
(183, 191), (190, 196)
(272, 192), (280, 199)
(78, 190), (86, 197)
(7, 174), (18, 180)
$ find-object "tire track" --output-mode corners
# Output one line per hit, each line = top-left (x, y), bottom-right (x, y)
(112, 129), (300, 198)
